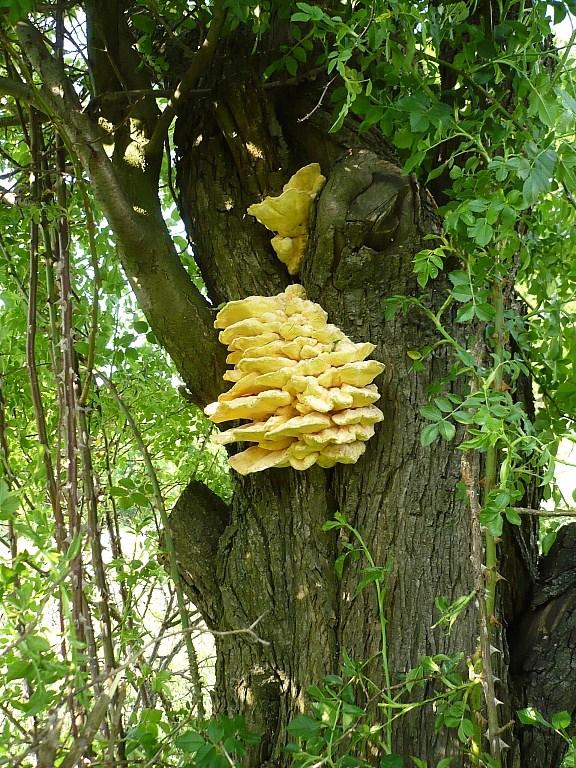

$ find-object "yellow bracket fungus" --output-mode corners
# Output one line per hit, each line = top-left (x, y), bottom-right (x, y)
(247, 163), (326, 274)
(204, 285), (385, 475)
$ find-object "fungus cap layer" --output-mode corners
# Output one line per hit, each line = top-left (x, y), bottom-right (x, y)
(204, 284), (384, 474)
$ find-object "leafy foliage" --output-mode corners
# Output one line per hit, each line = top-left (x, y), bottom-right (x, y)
(0, 84), (229, 764)
(1, 0), (576, 766)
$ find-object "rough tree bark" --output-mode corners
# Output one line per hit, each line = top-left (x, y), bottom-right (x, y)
(3, 3), (576, 766)
(171, 62), (476, 762)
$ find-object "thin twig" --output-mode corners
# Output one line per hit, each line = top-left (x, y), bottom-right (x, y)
(512, 506), (576, 518)
(25, 107), (65, 547)
(297, 76), (336, 122)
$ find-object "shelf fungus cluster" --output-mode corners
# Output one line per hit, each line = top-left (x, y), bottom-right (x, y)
(247, 163), (326, 275)
(204, 284), (385, 475)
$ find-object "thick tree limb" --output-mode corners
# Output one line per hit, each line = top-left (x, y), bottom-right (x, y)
(84, 0), (159, 130)
(10, 19), (225, 406)
(0, 75), (34, 102)
(509, 524), (576, 767)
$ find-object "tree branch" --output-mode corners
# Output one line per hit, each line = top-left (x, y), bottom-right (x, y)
(0, 75), (34, 103)
(11, 18), (226, 406)
(146, 0), (227, 157)
(513, 506), (576, 518)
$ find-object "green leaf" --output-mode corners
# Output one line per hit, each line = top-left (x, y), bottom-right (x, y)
(420, 405), (442, 421)
(207, 719), (225, 744)
(294, 2), (325, 21)
(421, 424), (439, 447)
(285, 56), (298, 76)
(131, 14), (155, 34)
(449, 271), (469, 286)
(475, 303), (496, 322)
(551, 711), (571, 730)
(555, 86), (576, 115)
(286, 715), (323, 739)
(393, 129), (415, 149)
(25, 635), (51, 653)
(452, 410), (474, 424)
(434, 398), (454, 413)
(0, 480), (20, 520)
(522, 147), (557, 207)
(223, 736), (245, 755)
(140, 708), (163, 724)
(456, 304), (475, 323)
(23, 687), (51, 716)
(468, 219), (493, 247)
(323, 674), (344, 685)
(322, 518), (343, 531)
(531, 88), (558, 127)
(334, 552), (347, 579)
(458, 718), (475, 740)
(195, 743), (217, 765)
(175, 730), (206, 754)
(480, 508), (503, 537)
(6, 659), (33, 682)
(438, 420), (456, 440)
(404, 151), (427, 175)
(504, 508), (522, 526)
(342, 702), (366, 717)
(517, 707), (550, 727)
(381, 756), (404, 768)
(432, 591), (475, 631)
(451, 286), (473, 303)
(292, 46), (307, 63)
(355, 566), (388, 595)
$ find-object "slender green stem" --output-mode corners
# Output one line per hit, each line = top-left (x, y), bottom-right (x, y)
(96, 371), (205, 719)
(340, 520), (393, 752)
(480, 279), (506, 764)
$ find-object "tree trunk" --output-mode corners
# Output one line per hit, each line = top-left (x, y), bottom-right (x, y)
(169, 38), (542, 766)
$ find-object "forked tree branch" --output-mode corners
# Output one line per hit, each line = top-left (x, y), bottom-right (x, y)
(7, 18), (226, 406)
(146, 0), (227, 157)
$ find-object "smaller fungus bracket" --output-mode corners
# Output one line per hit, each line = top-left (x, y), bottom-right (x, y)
(247, 163), (326, 275)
